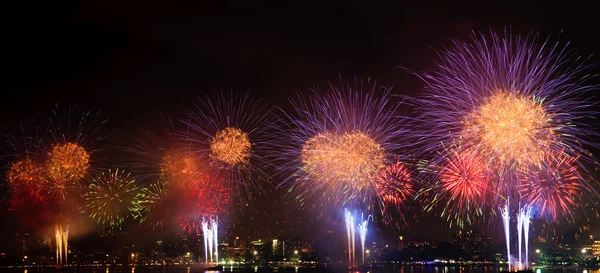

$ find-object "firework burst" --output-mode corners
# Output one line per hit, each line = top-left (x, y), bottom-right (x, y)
(415, 29), (598, 225)
(160, 149), (200, 187)
(181, 91), (274, 200)
(428, 148), (489, 227)
(44, 142), (90, 202)
(7, 157), (45, 190)
(83, 169), (138, 227)
(374, 161), (414, 208)
(132, 181), (170, 229)
(133, 174), (230, 232)
(8, 186), (52, 229)
(518, 151), (584, 221)
(3, 105), (107, 266)
(276, 79), (412, 216)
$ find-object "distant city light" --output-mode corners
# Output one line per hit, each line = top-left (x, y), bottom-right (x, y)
(535, 249), (540, 254)
(582, 249), (587, 254)
(294, 250), (298, 255)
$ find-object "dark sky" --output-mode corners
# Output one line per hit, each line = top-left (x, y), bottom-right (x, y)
(2, 1), (600, 252)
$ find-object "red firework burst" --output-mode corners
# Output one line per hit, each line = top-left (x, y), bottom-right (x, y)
(174, 173), (231, 234)
(519, 151), (583, 220)
(436, 149), (488, 227)
(374, 162), (414, 207)
(9, 186), (53, 229)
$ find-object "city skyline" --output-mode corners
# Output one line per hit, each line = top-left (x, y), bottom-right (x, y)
(2, 1), (600, 267)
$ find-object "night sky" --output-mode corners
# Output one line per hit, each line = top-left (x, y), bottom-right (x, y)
(2, 1), (600, 252)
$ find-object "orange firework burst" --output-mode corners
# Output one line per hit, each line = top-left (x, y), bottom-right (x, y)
(47, 142), (90, 182)
(435, 149), (489, 227)
(301, 131), (385, 192)
(463, 91), (554, 167)
(7, 157), (45, 190)
(209, 127), (252, 167)
(44, 142), (90, 202)
(374, 162), (414, 207)
(160, 149), (199, 186)
(519, 151), (583, 220)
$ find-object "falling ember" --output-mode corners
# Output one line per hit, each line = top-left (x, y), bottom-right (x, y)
(463, 92), (552, 166)
(210, 127), (252, 167)
(302, 131), (385, 191)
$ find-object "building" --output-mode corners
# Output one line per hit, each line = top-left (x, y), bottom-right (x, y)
(453, 231), (492, 260)
(592, 240), (600, 257)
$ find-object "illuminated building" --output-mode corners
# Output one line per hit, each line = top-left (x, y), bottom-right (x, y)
(592, 240), (600, 257)
(452, 230), (492, 260)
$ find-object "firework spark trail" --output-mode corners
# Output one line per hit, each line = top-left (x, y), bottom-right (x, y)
(500, 204), (511, 272)
(206, 221), (214, 264)
(212, 217), (219, 266)
(357, 214), (369, 265)
(344, 209), (355, 268)
(54, 224), (69, 266)
(524, 208), (531, 268)
(200, 217), (219, 265)
(517, 208), (524, 268)
(202, 219), (209, 264)
(277, 80), (412, 216)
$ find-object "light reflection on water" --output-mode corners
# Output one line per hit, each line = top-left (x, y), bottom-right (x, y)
(8, 267), (600, 273)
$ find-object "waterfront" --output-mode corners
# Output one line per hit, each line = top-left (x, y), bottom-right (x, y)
(1, 267), (600, 273)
